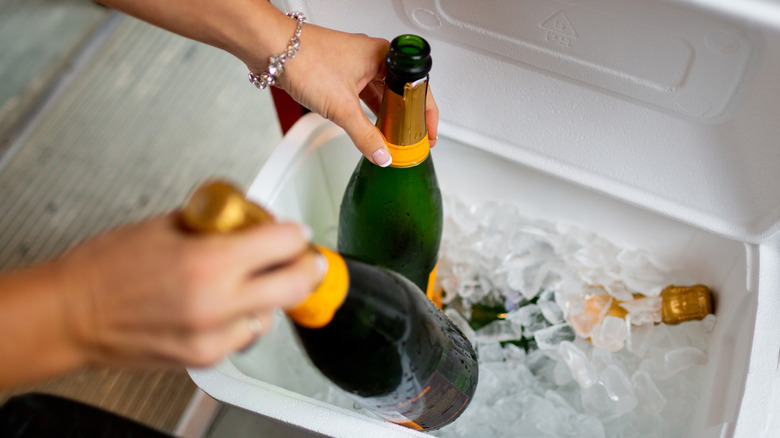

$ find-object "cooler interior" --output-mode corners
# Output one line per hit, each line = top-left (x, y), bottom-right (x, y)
(218, 115), (752, 437)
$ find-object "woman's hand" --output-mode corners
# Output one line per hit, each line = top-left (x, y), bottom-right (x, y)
(57, 214), (320, 369)
(95, 0), (439, 166)
(248, 23), (439, 167)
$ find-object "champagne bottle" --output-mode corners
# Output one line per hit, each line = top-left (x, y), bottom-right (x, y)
(570, 284), (715, 338)
(338, 34), (443, 306)
(179, 181), (478, 431)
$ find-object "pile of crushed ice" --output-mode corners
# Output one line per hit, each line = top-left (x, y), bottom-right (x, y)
(432, 195), (715, 438)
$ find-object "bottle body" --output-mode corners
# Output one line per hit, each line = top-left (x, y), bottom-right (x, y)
(338, 155), (442, 299)
(178, 181), (477, 429)
(293, 249), (477, 430)
(338, 34), (443, 303)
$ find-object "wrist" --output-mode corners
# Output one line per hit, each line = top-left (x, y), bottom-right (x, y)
(227, 2), (299, 74)
(51, 252), (99, 369)
(0, 261), (88, 388)
(248, 12), (305, 89)
(48, 258), (93, 369)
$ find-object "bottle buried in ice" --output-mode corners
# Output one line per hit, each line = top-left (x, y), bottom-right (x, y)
(179, 181), (478, 431)
(570, 284), (715, 338)
(338, 34), (443, 307)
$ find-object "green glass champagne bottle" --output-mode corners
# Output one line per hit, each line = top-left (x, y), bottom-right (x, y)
(338, 34), (443, 306)
(179, 181), (478, 431)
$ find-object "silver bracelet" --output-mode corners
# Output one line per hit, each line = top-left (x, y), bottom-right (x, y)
(248, 12), (306, 90)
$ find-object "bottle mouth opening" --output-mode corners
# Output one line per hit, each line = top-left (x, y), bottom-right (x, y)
(393, 35), (429, 58)
(386, 35), (432, 93)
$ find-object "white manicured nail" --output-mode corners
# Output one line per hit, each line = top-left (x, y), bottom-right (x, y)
(298, 223), (313, 241)
(372, 149), (392, 167)
(315, 253), (329, 277)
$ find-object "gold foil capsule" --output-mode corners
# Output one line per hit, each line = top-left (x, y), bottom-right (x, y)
(660, 284), (714, 325)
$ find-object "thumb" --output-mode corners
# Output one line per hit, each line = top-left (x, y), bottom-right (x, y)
(337, 105), (392, 167)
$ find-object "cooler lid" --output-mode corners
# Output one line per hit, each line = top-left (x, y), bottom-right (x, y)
(273, 0), (780, 243)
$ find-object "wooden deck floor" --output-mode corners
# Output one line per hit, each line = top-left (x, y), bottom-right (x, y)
(0, 2), (282, 434)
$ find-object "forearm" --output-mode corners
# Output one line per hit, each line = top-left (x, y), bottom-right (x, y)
(0, 262), (85, 389)
(96, 0), (294, 72)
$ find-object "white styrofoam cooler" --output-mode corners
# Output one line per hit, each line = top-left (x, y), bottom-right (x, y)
(189, 1), (780, 436)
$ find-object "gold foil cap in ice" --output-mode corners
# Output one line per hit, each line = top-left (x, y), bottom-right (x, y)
(179, 180), (272, 233)
(660, 284), (714, 325)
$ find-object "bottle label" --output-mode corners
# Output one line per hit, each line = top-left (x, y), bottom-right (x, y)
(425, 262), (442, 309)
(386, 134), (430, 168)
(370, 371), (470, 430)
(286, 246), (349, 328)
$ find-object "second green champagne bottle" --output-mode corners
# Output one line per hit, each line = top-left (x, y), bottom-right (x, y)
(338, 34), (443, 306)
(179, 181), (477, 431)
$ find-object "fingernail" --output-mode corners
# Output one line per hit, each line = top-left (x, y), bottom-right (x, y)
(315, 252), (329, 278)
(372, 148), (392, 167)
(298, 223), (313, 241)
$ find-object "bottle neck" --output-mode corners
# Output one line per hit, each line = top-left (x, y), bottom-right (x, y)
(376, 77), (430, 168)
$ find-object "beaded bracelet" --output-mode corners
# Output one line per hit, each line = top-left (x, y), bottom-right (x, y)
(248, 12), (306, 90)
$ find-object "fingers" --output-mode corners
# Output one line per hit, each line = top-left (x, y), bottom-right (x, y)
(358, 79), (385, 117)
(426, 84), (439, 148)
(234, 247), (324, 313)
(222, 221), (312, 274)
(170, 248), (323, 367)
(335, 103), (392, 167)
(160, 311), (277, 368)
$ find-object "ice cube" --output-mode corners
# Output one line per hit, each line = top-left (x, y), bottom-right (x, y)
(558, 341), (598, 388)
(458, 282), (479, 300)
(508, 231), (537, 253)
(502, 342), (527, 363)
(449, 197), (479, 235)
(526, 349), (558, 384)
(538, 298), (564, 324)
(534, 323), (576, 350)
(581, 367), (638, 421)
(575, 414), (607, 438)
(544, 388), (576, 412)
(475, 319), (522, 343)
(483, 202), (518, 231)
(640, 346), (708, 380)
(589, 347), (617, 373)
(632, 370), (667, 414)
(513, 264), (559, 302)
(675, 315), (717, 351)
(520, 393), (556, 426)
(451, 261), (476, 282)
(592, 316), (627, 352)
(626, 321), (654, 357)
(476, 341), (509, 363)
(599, 365), (638, 412)
(579, 382), (614, 419)
(701, 313), (717, 333)
(553, 358), (573, 386)
(506, 304), (549, 335)
(568, 294), (612, 338)
(602, 281), (635, 301)
(664, 346), (708, 374)
(619, 295), (662, 325)
(535, 407), (575, 437)
(616, 248), (669, 295)
(474, 233), (508, 260)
